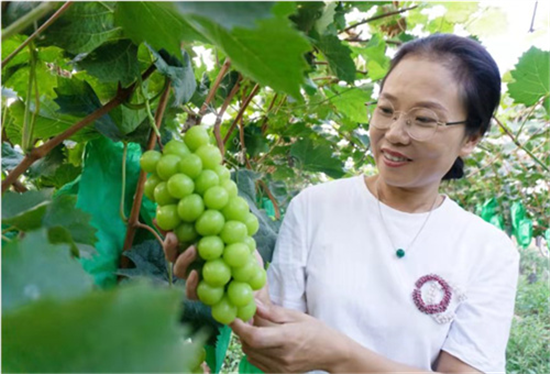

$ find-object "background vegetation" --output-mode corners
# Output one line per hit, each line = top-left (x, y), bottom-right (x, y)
(2, 1), (548, 373)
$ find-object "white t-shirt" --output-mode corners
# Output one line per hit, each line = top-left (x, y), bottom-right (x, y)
(267, 175), (520, 373)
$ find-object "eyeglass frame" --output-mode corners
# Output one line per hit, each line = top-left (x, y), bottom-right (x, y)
(365, 101), (468, 141)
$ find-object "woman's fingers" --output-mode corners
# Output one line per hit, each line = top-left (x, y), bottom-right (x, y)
(163, 232), (179, 262)
(185, 269), (199, 300)
(173, 245), (198, 280)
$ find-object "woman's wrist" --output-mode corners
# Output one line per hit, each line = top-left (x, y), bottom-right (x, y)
(322, 331), (354, 373)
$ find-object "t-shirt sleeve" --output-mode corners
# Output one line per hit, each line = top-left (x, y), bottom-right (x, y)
(440, 235), (520, 373)
(267, 194), (308, 312)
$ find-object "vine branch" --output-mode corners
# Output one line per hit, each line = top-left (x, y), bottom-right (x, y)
(197, 57), (231, 124)
(2, 2), (73, 68)
(340, 5), (419, 35)
(257, 180), (280, 220)
(223, 83), (260, 145)
(1, 64), (157, 194)
(214, 74), (242, 157)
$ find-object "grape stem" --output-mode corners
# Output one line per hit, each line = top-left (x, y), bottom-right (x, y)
(120, 80), (172, 269)
(135, 222), (164, 247)
(2, 64), (157, 194)
(214, 74), (242, 157)
(119, 142), (129, 223)
(257, 180), (281, 219)
(223, 83), (260, 145)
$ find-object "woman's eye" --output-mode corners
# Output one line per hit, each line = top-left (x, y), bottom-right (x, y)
(415, 116), (437, 125)
(378, 107), (393, 115)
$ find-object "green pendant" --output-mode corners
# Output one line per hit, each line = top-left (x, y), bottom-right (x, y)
(396, 249), (406, 258)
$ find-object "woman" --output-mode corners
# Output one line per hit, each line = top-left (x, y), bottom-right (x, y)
(166, 34), (520, 373)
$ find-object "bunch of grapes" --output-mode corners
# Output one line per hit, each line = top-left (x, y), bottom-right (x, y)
(140, 126), (266, 324)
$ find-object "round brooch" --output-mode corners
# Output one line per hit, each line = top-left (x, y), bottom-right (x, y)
(412, 274), (452, 315)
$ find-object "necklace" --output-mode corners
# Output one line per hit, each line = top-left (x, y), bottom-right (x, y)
(375, 181), (439, 259)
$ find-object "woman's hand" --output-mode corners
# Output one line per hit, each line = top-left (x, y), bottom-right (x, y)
(230, 302), (350, 373)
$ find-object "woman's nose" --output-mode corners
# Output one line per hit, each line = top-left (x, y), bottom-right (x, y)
(385, 112), (411, 143)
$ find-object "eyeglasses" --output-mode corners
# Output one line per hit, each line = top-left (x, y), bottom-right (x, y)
(367, 101), (468, 141)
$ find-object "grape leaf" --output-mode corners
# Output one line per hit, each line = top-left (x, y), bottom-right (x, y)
(117, 239), (171, 285)
(42, 2), (122, 55)
(77, 39), (140, 86)
(508, 47), (550, 113)
(314, 34), (356, 84)
(148, 46), (197, 106)
(2, 189), (53, 231)
(1, 142), (24, 170)
(290, 137), (345, 179)
(326, 85), (373, 123)
(2, 282), (198, 373)
(1, 229), (94, 312)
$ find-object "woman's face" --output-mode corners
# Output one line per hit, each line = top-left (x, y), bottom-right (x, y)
(369, 55), (479, 189)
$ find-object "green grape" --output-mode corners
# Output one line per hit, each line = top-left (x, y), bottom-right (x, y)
(177, 194), (205, 222)
(184, 126), (210, 151)
(156, 154), (181, 180)
(243, 236), (256, 253)
(213, 164), (231, 181)
(243, 212), (260, 236)
(195, 144), (222, 170)
(211, 296), (237, 325)
(197, 236), (224, 260)
(156, 205), (181, 231)
(179, 154), (203, 179)
(220, 221), (248, 244)
(140, 150), (162, 173)
(154, 182), (178, 206)
(144, 174), (162, 201)
(248, 266), (267, 291)
(227, 281), (254, 307)
(202, 259), (231, 287)
(222, 196), (249, 221)
(163, 139), (190, 158)
(167, 173), (194, 199)
(194, 170), (220, 195)
(237, 300), (257, 322)
(232, 254), (257, 282)
(223, 243), (249, 267)
(197, 280), (224, 305)
(220, 179), (238, 198)
(203, 186), (229, 210)
(195, 210), (225, 236)
(174, 222), (198, 243)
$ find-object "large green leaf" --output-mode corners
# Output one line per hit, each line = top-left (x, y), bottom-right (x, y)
(290, 137), (345, 179)
(42, 2), (122, 54)
(77, 39), (140, 86)
(178, 3), (311, 100)
(2, 229), (93, 312)
(115, 2), (206, 57)
(359, 34), (390, 81)
(315, 34), (356, 84)
(508, 47), (550, 112)
(326, 85), (373, 123)
(2, 60), (58, 101)
(2, 282), (198, 373)
(1, 141), (24, 170)
(1, 189), (53, 231)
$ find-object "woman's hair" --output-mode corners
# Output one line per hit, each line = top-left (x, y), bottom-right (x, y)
(379, 33), (501, 180)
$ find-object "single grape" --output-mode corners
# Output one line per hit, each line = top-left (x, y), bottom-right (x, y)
(222, 196), (249, 222)
(248, 266), (267, 291)
(177, 194), (205, 222)
(197, 280), (224, 306)
(195, 144), (222, 170)
(223, 243), (249, 268)
(211, 296), (237, 325)
(213, 164), (231, 181)
(167, 173), (194, 199)
(203, 186), (229, 210)
(220, 220), (248, 244)
(243, 212), (260, 236)
(144, 174), (162, 201)
(202, 259), (231, 287)
(184, 126), (210, 151)
(163, 139), (190, 158)
(156, 205), (181, 231)
(231, 254), (257, 282)
(154, 182), (178, 206)
(179, 154), (203, 179)
(174, 222), (198, 243)
(195, 210), (225, 236)
(140, 150), (162, 173)
(220, 179), (238, 198)
(194, 170), (220, 195)
(227, 281), (254, 307)
(197, 236), (224, 260)
(156, 154), (181, 180)
(237, 300), (257, 322)
(243, 236), (256, 253)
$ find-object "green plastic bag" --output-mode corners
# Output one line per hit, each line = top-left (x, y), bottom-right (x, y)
(480, 198), (497, 223)
(516, 218), (533, 249)
(239, 355), (264, 374)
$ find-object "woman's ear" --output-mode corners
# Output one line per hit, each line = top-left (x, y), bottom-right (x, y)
(459, 133), (481, 158)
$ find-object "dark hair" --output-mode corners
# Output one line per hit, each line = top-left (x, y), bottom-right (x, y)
(380, 34), (501, 180)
